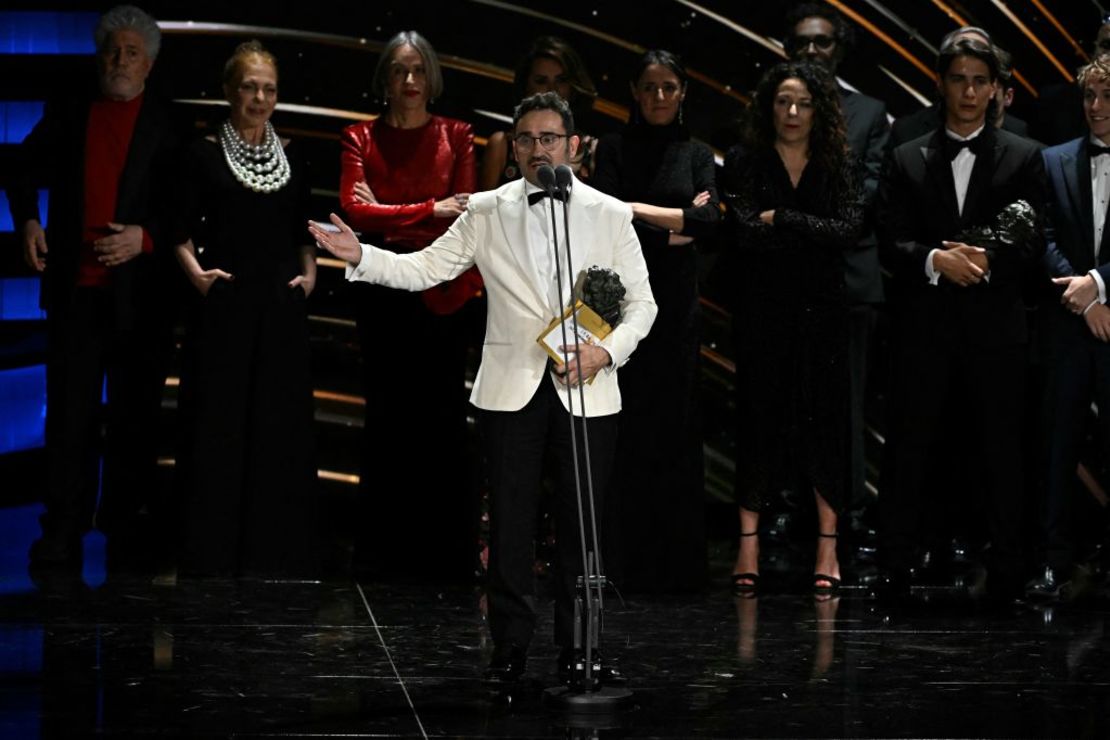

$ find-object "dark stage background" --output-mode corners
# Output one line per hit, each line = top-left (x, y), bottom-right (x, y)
(1, 0), (1108, 560)
(2, 5), (1110, 739)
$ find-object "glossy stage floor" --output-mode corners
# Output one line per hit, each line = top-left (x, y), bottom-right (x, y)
(0, 511), (1108, 739)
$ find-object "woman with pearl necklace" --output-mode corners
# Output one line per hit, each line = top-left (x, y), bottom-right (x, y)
(172, 40), (318, 578)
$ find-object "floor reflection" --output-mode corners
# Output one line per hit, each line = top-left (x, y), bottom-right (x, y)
(0, 518), (1107, 737)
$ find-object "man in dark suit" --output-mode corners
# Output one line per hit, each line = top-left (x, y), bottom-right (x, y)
(1031, 55), (1110, 601)
(8, 5), (179, 571)
(784, 2), (890, 517)
(877, 37), (1047, 604)
(890, 27), (1029, 148)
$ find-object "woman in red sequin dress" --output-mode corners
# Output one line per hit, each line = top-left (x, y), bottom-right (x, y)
(339, 30), (478, 578)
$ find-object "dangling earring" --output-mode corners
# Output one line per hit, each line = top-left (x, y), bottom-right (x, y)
(678, 101), (684, 125)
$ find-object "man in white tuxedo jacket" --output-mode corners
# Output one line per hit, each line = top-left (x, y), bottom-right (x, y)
(310, 92), (656, 684)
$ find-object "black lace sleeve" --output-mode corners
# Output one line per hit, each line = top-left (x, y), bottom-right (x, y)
(722, 145), (779, 250)
(774, 161), (864, 250)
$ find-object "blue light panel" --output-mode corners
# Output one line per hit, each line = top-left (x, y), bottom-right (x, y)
(0, 190), (49, 232)
(0, 364), (46, 454)
(0, 101), (44, 143)
(0, 505), (47, 601)
(0, 12), (97, 55)
(0, 278), (44, 320)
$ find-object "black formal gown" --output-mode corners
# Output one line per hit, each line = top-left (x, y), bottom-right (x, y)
(592, 120), (720, 592)
(723, 146), (862, 514)
(174, 136), (318, 577)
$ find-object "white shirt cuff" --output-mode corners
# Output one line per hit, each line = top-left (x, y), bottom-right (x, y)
(1089, 269), (1107, 304)
(925, 248), (941, 286)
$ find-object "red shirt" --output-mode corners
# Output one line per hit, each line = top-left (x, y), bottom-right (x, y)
(339, 115), (481, 314)
(78, 93), (152, 287)
(340, 115), (475, 246)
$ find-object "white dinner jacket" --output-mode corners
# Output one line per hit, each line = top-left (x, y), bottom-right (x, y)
(346, 175), (657, 416)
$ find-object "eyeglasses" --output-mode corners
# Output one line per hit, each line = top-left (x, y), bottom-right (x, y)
(513, 132), (568, 150)
(786, 33), (836, 53)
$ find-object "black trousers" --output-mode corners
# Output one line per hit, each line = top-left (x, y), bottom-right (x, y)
(1039, 307), (1110, 572)
(880, 336), (1026, 586)
(479, 379), (618, 649)
(41, 287), (171, 543)
(177, 280), (317, 577)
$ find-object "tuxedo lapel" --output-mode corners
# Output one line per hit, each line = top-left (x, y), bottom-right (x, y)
(960, 138), (1002, 228)
(563, 178), (601, 297)
(920, 139), (960, 230)
(1063, 143), (1095, 262)
(495, 180), (552, 315)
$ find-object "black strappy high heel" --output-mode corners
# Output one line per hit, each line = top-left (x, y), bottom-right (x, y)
(732, 531), (760, 595)
(814, 532), (841, 595)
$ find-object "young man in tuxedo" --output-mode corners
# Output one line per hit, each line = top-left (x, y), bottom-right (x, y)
(1032, 55), (1110, 601)
(889, 27), (1030, 148)
(876, 38), (1047, 606)
(9, 5), (180, 573)
(784, 3), (889, 523)
(310, 92), (656, 684)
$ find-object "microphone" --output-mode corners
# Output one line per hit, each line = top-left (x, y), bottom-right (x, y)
(554, 164), (573, 200)
(537, 164), (558, 195)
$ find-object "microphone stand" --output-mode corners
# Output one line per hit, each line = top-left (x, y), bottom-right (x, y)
(538, 164), (632, 713)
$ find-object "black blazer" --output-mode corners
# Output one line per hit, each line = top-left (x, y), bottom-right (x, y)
(8, 87), (181, 329)
(877, 127), (1047, 348)
(841, 87), (889, 304)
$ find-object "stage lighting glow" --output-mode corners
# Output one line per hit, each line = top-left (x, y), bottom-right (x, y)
(0, 11), (96, 54)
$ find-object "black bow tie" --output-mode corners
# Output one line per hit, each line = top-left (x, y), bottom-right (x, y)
(944, 134), (985, 161)
(1091, 143), (1110, 158)
(528, 190), (565, 206)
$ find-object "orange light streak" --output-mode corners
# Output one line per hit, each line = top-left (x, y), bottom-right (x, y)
(824, 0), (937, 82)
(926, 1), (1037, 96)
(1028, 0), (1088, 63)
(991, 0), (1073, 82)
(929, 0), (970, 26)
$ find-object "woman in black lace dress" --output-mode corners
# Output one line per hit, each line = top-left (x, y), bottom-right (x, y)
(724, 61), (862, 595)
(592, 50), (719, 592)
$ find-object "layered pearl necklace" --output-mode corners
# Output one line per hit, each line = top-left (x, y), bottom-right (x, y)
(218, 119), (290, 193)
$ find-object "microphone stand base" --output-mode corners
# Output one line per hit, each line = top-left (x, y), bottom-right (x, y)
(543, 685), (634, 713)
